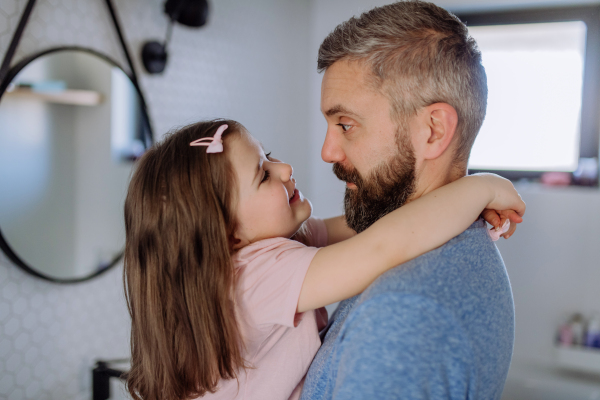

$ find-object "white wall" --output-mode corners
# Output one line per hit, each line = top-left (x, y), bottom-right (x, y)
(498, 183), (600, 363)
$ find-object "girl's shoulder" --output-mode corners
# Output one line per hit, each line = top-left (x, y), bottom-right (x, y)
(233, 236), (308, 267)
(232, 236), (320, 329)
(232, 216), (327, 266)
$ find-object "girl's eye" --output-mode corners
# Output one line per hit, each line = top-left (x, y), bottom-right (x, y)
(265, 152), (273, 161)
(261, 170), (270, 183)
(337, 123), (352, 132)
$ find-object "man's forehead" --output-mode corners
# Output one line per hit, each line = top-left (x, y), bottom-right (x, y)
(320, 65), (387, 119)
(320, 72), (360, 117)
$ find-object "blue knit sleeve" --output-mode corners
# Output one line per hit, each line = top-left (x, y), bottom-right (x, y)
(331, 293), (475, 400)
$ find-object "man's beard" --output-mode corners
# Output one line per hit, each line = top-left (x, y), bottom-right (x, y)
(333, 131), (416, 234)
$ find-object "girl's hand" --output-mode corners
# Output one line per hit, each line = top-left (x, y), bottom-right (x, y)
(473, 173), (526, 217)
(473, 173), (525, 239)
(481, 209), (522, 239)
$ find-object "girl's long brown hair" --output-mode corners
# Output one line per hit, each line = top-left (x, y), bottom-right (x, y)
(124, 120), (244, 400)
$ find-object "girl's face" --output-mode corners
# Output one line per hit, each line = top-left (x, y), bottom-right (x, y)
(228, 130), (312, 249)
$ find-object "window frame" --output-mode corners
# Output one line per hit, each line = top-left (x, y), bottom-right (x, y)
(456, 5), (600, 182)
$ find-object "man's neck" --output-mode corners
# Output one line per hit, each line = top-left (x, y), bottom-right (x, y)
(407, 161), (467, 204)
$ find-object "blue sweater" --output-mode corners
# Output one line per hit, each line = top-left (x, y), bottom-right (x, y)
(301, 219), (514, 400)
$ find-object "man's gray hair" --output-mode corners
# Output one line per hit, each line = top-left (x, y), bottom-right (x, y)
(318, 0), (487, 166)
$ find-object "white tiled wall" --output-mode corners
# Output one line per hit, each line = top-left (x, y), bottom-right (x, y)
(0, 0), (311, 398)
(0, 251), (130, 399)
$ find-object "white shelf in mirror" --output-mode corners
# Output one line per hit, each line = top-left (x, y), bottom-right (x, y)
(4, 87), (103, 106)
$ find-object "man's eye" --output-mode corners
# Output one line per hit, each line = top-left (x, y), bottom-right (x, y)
(337, 123), (351, 132)
(261, 170), (270, 183)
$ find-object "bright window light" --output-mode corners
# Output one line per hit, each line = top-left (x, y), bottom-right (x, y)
(468, 21), (587, 172)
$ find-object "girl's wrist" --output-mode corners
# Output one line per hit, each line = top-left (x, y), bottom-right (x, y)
(469, 173), (495, 207)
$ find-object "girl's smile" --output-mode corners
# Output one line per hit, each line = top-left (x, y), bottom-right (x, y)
(289, 188), (300, 204)
(229, 130), (312, 249)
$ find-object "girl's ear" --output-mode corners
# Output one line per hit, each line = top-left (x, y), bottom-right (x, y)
(231, 220), (250, 250)
(229, 234), (244, 251)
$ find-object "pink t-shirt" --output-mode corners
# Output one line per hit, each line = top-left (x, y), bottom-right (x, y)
(202, 217), (329, 400)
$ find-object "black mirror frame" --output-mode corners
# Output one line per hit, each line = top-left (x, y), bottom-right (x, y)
(0, 46), (154, 284)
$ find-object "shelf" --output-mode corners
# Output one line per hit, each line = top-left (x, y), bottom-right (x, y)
(556, 346), (600, 375)
(4, 87), (103, 106)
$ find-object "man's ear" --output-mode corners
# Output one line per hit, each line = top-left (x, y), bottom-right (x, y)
(420, 103), (458, 160)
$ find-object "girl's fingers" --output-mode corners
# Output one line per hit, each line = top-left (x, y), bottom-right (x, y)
(499, 215), (507, 227)
(482, 209), (501, 229)
(506, 209), (523, 223)
(500, 210), (521, 239)
(483, 208), (523, 238)
(502, 220), (517, 239)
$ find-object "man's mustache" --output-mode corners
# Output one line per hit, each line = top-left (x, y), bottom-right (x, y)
(333, 163), (363, 187)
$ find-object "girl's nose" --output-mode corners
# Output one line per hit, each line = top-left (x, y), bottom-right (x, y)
(276, 162), (293, 182)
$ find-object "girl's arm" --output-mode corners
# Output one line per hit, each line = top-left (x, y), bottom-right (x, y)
(323, 203), (520, 246)
(323, 216), (356, 245)
(297, 173), (525, 313)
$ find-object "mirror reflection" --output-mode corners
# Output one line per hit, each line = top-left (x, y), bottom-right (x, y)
(0, 49), (152, 282)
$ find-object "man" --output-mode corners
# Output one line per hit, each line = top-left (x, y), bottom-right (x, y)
(301, 1), (520, 399)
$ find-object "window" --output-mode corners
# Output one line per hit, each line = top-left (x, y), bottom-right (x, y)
(457, 6), (600, 182)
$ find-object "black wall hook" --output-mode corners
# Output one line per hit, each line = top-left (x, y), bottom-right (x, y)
(142, 40), (168, 74)
(142, 0), (209, 74)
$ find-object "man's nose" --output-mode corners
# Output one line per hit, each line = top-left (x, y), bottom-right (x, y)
(321, 130), (345, 164)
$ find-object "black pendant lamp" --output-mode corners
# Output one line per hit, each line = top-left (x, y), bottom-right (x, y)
(142, 0), (210, 74)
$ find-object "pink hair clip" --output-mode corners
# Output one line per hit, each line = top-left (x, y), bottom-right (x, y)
(190, 124), (228, 153)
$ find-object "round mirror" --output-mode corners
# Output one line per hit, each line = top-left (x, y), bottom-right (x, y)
(0, 47), (152, 282)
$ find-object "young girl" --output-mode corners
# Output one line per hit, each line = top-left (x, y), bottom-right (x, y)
(123, 119), (524, 400)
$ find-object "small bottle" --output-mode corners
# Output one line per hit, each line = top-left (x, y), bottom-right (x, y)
(558, 323), (573, 346)
(571, 313), (585, 346)
(585, 314), (600, 348)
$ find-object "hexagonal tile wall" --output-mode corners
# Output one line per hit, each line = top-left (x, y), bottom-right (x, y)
(0, 0), (313, 398)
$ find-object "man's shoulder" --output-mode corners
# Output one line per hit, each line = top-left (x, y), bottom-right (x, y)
(330, 219), (513, 396)
(302, 220), (514, 400)
(344, 218), (514, 365)
(340, 292), (471, 345)
(360, 219), (508, 303)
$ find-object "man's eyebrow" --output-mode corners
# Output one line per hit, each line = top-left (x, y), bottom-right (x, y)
(324, 105), (362, 118)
